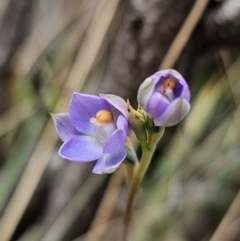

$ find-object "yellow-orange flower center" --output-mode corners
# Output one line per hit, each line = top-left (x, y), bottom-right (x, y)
(162, 78), (176, 90)
(157, 77), (176, 101)
(90, 110), (113, 125)
(96, 110), (113, 123)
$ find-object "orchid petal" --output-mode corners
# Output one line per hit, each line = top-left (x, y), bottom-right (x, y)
(103, 129), (127, 154)
(69, 93), (112, 135)
(92, 148), (127, 174)
(147, 91), (169, 119)
(51, 113), (78, 141)
(137, 77), (155, 109)
(117, 115), (128, 134)
(59, 135), (102, 161)
(168, 69), (190, 101)
(100, 94), (128, 118)
(154, 98), (190, 127)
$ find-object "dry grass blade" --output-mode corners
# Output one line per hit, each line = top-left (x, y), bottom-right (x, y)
(0, 114), (45, 212)
(83, 168), (124, 241)
(41, 175), (105, 241)
(0, 120), (59, 241)
(0, 99), (36, 137)
(210, 191), (240, 241)
(0, 0), (8, 24)
(65, 0), (122, 93)
(160, 0), (210, 69)
(12, 0), (96, 77)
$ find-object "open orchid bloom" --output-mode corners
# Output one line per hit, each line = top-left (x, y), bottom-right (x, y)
(52, 93), (128, 174)
(137, 69), (190, 127)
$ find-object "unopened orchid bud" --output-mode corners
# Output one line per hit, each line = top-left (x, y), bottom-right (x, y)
(137, 69), (190, 127)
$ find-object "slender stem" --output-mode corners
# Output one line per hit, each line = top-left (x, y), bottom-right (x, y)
(122, 128), (164, 241)
(123, 144), (154, 236)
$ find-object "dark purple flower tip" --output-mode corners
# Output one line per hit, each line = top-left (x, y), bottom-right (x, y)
(52, 93), (129, 174)
(137, 69), (191, 127)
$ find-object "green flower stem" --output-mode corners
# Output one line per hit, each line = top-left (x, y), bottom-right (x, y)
(123, 128), (165, 241)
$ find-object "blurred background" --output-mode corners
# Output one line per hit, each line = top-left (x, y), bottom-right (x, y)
(0, 0), (240, 240)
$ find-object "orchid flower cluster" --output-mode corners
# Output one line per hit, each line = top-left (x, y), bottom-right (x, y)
(52, 69), (190, 174)
(52, 69), (190, 239)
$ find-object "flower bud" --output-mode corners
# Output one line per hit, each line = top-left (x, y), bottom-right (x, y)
(137, 69), (190, 127)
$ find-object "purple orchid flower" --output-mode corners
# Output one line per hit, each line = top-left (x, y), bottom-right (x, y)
(52, 93), (129, 174)
(137, 69), (190, 127)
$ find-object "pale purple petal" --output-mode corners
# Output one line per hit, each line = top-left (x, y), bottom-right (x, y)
(70, 93), (112, 135)
(168, 69), (190, 101)
(51, 113), (78, 142)
(181, 85), (190, 102)
(137, 77), (155, 109)
(154, 98), (190, 127)
(117, 115), (128, 134)
(147, 92), (169, 119)
(59, 135), (102, 161)
(100, 94), (128, 118)
(103, 129), (127, 154)
(92, 148), (127, 174)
